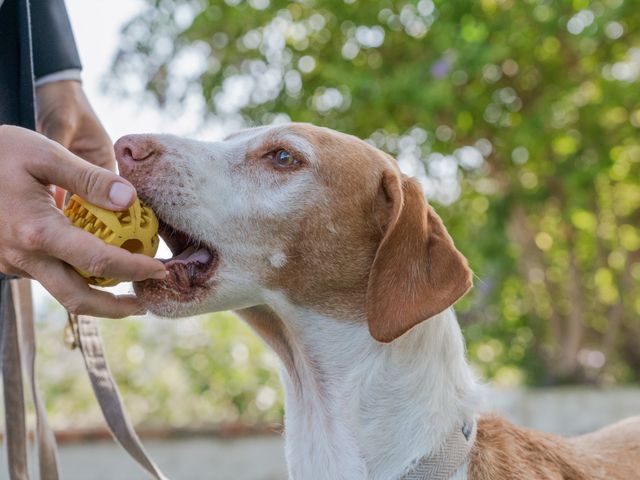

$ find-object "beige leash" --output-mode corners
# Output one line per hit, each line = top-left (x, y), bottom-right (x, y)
(0, 275), (168, 480)
(13, 279), (60, 480)
(1, 276), (30, 480)
(69, 313), (168, 479)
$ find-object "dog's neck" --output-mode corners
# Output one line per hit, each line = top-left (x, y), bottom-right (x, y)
(263, 295), (480, 480)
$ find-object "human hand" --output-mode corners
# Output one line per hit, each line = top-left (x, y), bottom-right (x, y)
(0, 125), (167, 318)
(36, 80), (115, 171)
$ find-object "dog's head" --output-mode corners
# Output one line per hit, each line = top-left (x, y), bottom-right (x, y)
(115, 124), (471, 342)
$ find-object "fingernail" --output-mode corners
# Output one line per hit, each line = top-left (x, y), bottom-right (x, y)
(151, 269), (168, 280)
(109, 182), (135, 208)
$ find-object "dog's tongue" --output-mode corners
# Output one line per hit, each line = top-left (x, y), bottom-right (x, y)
(166, 246), (212, 266)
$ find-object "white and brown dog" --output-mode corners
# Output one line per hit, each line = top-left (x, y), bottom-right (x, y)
(115, 124), (640, 480)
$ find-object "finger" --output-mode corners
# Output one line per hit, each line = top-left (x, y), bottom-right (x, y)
(36, 217), (167, 281)
(27, 258), (146, 318)
(30, 140), (137, 211)
(79, 142), (116, 172)
(53, 186), (67, 209)
(0, 263), (32, 279)
(39, 115), (75, 149)
(72, 124), (117, 172)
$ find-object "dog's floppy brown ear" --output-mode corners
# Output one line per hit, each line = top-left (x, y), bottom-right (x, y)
(366, 171), (472, 343)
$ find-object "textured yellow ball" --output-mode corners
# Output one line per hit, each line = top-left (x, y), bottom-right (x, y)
(63, 194), (159, 287)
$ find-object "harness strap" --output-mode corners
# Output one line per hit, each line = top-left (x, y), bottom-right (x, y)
(400, 420), (476, 480)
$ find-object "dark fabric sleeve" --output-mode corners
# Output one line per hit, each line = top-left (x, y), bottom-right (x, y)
(0, 0), (36, 129)
(30, 0), (82, 79)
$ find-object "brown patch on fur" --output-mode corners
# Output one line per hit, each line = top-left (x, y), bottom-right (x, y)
(263, 124), (397, 319)
(367, 174), (472, 342)
(262, 124), (472, 340)
(469, 415), (640, 479)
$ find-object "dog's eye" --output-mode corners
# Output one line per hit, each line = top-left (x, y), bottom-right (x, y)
(273, 150), (298, 168)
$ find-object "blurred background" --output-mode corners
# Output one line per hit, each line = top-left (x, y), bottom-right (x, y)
(2, 0), (639, 478)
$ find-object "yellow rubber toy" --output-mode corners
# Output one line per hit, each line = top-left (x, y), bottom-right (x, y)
(63, 194), (159, 287)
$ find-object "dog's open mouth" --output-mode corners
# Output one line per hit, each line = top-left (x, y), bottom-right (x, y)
(156, 220), (219, 292)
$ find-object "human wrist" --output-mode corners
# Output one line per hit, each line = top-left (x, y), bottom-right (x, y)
(36, 78), (83, 100)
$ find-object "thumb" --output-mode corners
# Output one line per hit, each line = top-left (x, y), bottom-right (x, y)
(32, 141), (137, 211)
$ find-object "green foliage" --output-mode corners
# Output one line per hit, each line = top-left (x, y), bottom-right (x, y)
(34, 304), (283, 427)
(106, 0), (640, 397)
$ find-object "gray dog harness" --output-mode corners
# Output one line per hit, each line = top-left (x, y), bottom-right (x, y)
(400, 421), (477, 480)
